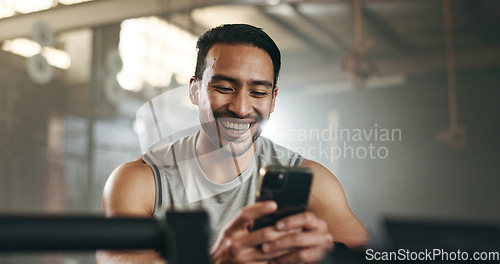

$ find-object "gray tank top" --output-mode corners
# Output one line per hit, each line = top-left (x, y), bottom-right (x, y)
(141, 131), (303, 245)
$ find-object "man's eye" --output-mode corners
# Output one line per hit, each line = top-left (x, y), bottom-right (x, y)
(214, 86), (232, 92)
(252, 91), (268, 97)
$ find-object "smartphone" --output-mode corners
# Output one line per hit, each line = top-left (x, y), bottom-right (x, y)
(252, 165), (313, 230)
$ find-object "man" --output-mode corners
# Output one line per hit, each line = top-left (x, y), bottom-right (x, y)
(97, 24), (368, 264)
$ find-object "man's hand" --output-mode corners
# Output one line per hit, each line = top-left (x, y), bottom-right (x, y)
(210, 201), (298, 264)
(260, 212), (334, 264)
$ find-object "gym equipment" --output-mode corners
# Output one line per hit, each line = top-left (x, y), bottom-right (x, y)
(0, 211), (210, 264)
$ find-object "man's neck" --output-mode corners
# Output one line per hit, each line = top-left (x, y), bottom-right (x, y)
(195, 132), (256, 184)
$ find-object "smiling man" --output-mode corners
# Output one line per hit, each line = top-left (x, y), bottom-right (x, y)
(97, 24), (368, 264)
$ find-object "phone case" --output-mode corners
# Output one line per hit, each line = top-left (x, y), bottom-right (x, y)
(253, 166), (313, 230)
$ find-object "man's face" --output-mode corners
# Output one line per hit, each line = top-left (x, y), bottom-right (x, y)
(190, 43), (277, 156)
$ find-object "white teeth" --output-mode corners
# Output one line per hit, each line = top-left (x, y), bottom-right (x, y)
(222, 121), (250, 133)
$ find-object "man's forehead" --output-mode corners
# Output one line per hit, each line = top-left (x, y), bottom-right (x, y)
(200, 43), (274, 88)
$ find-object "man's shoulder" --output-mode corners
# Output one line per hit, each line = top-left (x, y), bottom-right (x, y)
(300, 159), (333, 180)
(103, 158), (157, 216)
(111, 158), (154, 182)
(142, 132), (198, 166)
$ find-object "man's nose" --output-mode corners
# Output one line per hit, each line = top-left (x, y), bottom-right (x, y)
(228, 91), (252, 118)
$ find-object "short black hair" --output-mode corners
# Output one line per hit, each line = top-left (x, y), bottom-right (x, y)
(194, 24), (281, 87)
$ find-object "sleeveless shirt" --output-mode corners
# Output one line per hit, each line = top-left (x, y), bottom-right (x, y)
(141, 131), (303, 245)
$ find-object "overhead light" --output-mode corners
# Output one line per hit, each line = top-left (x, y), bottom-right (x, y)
(2, 38), (41, 57)
(2, 38), (71, 70)
(266, 0), (281, 5)
(0, 0), (93, 18)
(58, 0), (93, 5)
(15, 0), (54, 14)
(43, 47), (71, 69)
(263, 3), (295, 16)
(0, 1), (16, 19)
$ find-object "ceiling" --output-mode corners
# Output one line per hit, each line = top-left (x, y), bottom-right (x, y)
(187, 0), (500, 90)
(1, 0), (500, 91)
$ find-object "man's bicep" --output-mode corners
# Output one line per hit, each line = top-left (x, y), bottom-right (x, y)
(301, 160), (351, 220)
(300, 159), (369, 248)
(98, 161), (164, 263)
(96, 250), (166, 264)
(103, 159), (156, 217)
(300, 159), (349, 209)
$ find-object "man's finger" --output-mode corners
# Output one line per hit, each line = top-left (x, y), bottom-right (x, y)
(271, 247), (330, 264)
(239, 226), (300, 247)
(261, 231), (333, 253)
(227, 201), (277, 231)
(223, 244), (295, 263)
(275, 211), (327, 232)
(212, 236), (294, 263)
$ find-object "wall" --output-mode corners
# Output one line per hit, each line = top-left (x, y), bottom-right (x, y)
(269, 66), (500, 231)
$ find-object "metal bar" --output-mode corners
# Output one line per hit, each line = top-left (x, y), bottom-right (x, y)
(361, 7), (413, 53)
(443, 0), (458, 129)
(85, 26), (101, 210)
(166, 211), (211, 264)
(257, 6), (332, 57)
(0, 216), (162, 252)
(280, 44), (500, 88)
(352, 0), (363, 49)
(289, 3), (348, 51)
(0, 211), (210, 264)
(162, 13), (207, 37)
(0, 0), (234, 42)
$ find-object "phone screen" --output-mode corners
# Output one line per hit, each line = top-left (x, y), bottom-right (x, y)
(252, 166), (313, 230)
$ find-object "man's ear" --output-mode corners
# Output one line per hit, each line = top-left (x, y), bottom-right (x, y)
(270, 85), (278, 113)
(189, 77), (199, 106)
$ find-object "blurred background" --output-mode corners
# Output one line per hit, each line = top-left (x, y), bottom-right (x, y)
(0, 0), (499, 263)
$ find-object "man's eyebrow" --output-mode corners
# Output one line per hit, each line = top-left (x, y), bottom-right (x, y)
(211, 74), (273, 88)
(211, 74), (239, 84)
(250, 80), (273, 88)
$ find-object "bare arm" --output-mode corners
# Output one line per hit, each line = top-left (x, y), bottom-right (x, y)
(301, 159), (369, 249)
(96, 158), (166, 264)
(96, 250), (165, 264)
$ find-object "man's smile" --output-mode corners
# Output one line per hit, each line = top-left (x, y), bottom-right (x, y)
(217, 118), (255, 139)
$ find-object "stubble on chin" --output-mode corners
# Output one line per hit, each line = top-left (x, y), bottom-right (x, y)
(201, 120), (257, 157)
